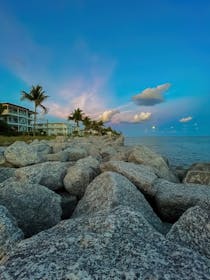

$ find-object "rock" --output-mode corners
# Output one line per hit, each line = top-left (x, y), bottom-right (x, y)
(0, 207), (209, 279)
(172, 165), (188, 182)
(154, 179), (210, 222)
(4, 141), (43, 167)
(0, 205), (23, 259)
(0, 167), (15, 183)
(65, 147), (88, 161)
(58, 191), (77, 219)
(51, 142), (69, 153)
(45, 151), (69, 162)
(100, 161), (158, 197)
(0, 178), (62, 237)
(73, 171), (165, 233)
(167, 206), (210, 260)
(64, 156), (100, 198)
(184, 163), (210, 185)
(99, 146), (117, 161)
(0, 147), (6, 165)
(15, 162), (70, 191)
(30, 142), (52, 155)
(128, 145), (179, 182)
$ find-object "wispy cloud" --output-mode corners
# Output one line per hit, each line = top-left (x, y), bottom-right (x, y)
(132, 83), (171, 106)
(179, 116), (193, 123)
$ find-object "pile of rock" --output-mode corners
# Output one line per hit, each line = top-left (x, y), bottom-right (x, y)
(0, 135), (210, 279)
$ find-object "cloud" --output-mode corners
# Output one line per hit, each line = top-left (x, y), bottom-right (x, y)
(132, 83), (171, 106)
(133, 112), (152, 122)
(112, 111), (152, 123)
(179, 116), (193, 123)
(99, 109), (120, 122)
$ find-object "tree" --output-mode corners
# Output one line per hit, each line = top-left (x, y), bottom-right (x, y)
(82, 116), (92, 132)
(68, 108), (84, 128)
(21, 85), (49, 136)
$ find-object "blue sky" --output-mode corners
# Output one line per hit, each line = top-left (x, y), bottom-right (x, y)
(0, 0), (210, 136)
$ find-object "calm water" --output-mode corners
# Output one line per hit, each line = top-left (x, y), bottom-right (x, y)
(125, 136), (210, 167)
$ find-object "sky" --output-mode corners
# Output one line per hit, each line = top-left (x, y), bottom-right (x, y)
(0, 0), (210, 136)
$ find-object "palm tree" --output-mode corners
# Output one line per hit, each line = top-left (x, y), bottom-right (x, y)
(68, 108), (84, 128)
(82, 116), (92, 132)
(21, 85), (49, 136)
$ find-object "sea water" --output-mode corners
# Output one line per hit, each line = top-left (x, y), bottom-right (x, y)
(125, 136), (210, 167)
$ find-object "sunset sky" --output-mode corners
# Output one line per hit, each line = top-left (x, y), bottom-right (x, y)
(0, 0), (210, 136)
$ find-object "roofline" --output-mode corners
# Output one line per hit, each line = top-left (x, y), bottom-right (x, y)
(0, 102), (35, 114)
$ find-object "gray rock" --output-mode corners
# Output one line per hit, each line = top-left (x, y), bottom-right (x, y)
(15, 161), (70, 191)
(128, 145), (179, 182)
(167, 206), (210, 260)
(30, 142), (52, 155)
(45, 151), (69, 162)
(154, 179), (210, 222)
(100, 160), (158, 197)
(58, 192), (77, 219)
(4, 141), (43, 167)
(172, 165), (188, 182)
(51, 142), (69, 153)
(0, 205), (23, 259)
(0, 178), (62, 237)
(0, 167), (15, 183)
(184, 163), (210, 185)
(64, 156), (100, 198)
(65, 147), (88, 161)
(0, 207), (209, 279)
(0, 147), (6, 165)
(73, 171), (165, 233)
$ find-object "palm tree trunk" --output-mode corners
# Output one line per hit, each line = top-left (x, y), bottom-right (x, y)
(33, 105), (37, 137)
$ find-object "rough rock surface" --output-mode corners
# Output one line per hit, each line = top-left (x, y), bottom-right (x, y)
(154, 179), (210, 222)
(45, 150), (69, 162)
(184, 163), (210, 185)
(73, 171), (165, 233)
(0, 178), (62, 237)
(0, 207), (209, 279)
(0, 167), (15, 183)
(30, 141), (52, 155)
(15, 161), (70, 191)
(65, 146), (88, 161)
(0, 205), (23, 259)
(0, 147), (6, 165)
(167, 206), (210, 260)
(100, 160), (158, 197)
(64, 156), (100, 198)
(4, 141), (43, 167)
(127, 145), (178, 182)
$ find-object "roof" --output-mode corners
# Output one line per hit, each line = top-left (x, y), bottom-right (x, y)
(0, 102), (35, 114)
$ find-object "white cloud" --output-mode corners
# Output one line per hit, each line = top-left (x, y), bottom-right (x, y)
(133, 112), (152, 122)
(179, 116), (193, 123)
(132, 83), (171, 106)
(99, 109), (120, 122)
(112, 111), (152, 123)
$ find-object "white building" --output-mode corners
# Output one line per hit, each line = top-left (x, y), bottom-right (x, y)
(36, 122), (73, 136)
(0, 102), (34, 133)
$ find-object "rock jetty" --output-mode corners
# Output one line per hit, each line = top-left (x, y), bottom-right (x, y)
(0, 135), (210, 279)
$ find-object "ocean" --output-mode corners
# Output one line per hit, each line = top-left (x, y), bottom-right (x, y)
(125, 136), (210, 167)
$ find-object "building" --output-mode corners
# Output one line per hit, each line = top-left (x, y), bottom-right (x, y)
(36, 122), (73, 136)
(0, 102), (34, 133)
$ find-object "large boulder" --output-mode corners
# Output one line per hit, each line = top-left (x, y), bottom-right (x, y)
(100, 161), (158, 197)
(184, 163), (210, 185)
(4, 141), (43, 167)
(0, 147), (6, 165)
(127, 145), (178, 182)
(0, 178), (62, 237)
(0, 167), (15, 183)
(154, 179), (210, 222)
(30, 141), (52, 155)
(0, 207), (209, 279)
(0, 205), (23, 259)
(65, 147), (88, 161)
(15, 161), (70, 191)
(167, 206), (210, 260)
(45, 151), (69, 162)
(64, 156), (100, 198)
(73, 171), (165, 233)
